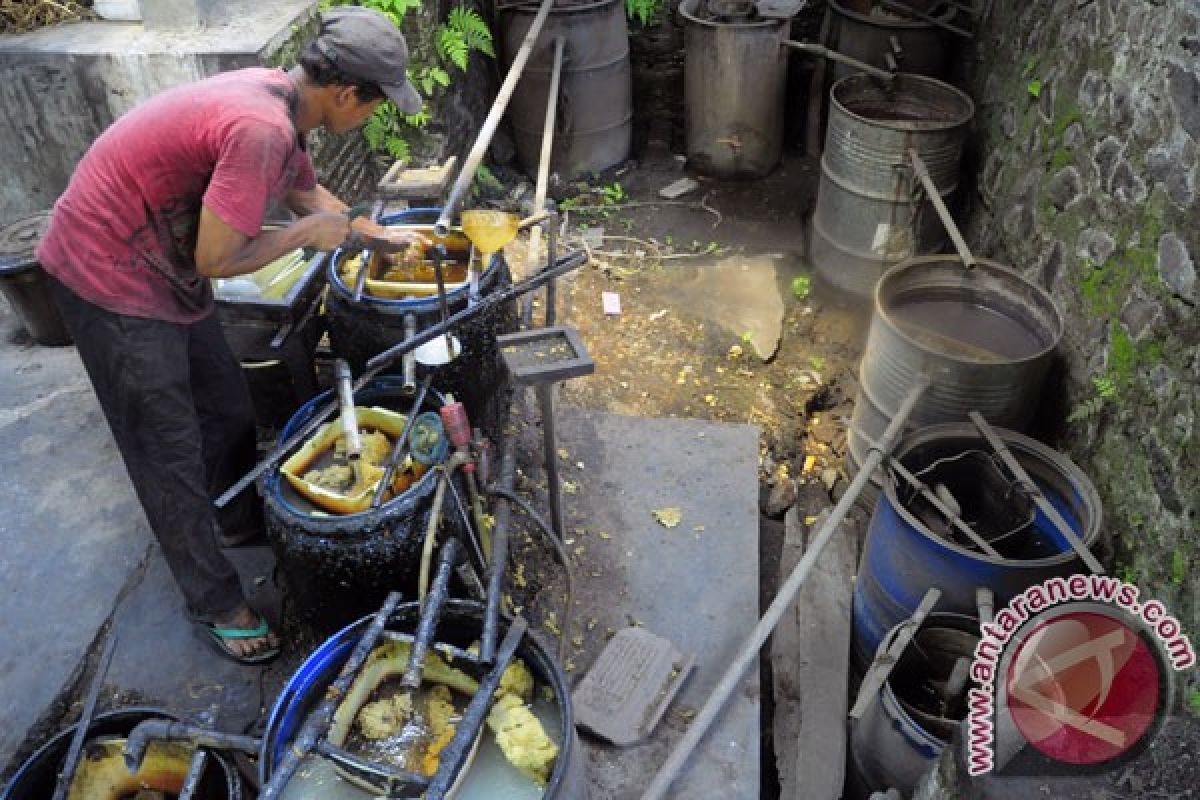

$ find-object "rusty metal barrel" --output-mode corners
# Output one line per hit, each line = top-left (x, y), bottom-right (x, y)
(829, 0), (956, 82)
(810, 73), (973, 296)
(679, 0), (788, 177)
(848, 255), (1065, 476)
(499, 0), (632, 178)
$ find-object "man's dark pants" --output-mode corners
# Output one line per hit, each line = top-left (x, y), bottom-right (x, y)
(51, 279), (261, 620)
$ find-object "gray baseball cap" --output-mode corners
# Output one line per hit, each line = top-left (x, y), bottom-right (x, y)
(315, 6), (424, 114)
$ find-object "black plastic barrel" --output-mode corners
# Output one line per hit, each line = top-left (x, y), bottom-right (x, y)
(262, 377), (462, 636)
(0, 212), (72, 346)
(326, 208), (516, 441)
(2, 708), (242, 800)
(260, 600), (589, 798)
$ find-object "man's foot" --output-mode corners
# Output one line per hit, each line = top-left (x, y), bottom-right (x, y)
(202, 605), (281, 664)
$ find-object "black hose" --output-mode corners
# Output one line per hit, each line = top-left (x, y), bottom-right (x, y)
(486, 485), (575, 663)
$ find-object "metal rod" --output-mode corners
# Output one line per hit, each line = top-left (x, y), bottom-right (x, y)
(259, 592), (404, 800)
(214, 248), (588, 509)
(537, 383), (565, 539)
(404, 537), (461, 689)
(53, 633), (118, 800)
(782, 40), (895, 82)
(481, 414), (519, 664)
(805, 3), (835, 157)
(877, 0), (975, 37)
(431, 244), (454, 356)
(641, 376), (931, 800)
(176, 710), (215, 800)
(372, 373), (435, 509)
(402, 312), (418, 392)
(967, 411), (1105, 574)
(907, 148), (977, 269)
(436, 0), (557, 236)
(352, 253), (371, 302)
(527, 37), (566, 276)
(123, 721), (261, 773)
(425, 617), (529, 799)
(849, 587), (942, 720)
(545, 210), (559, 326)
(853, 426), (1002, 557)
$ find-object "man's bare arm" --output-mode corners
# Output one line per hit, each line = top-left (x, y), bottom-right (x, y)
(194, 205), (348, 278)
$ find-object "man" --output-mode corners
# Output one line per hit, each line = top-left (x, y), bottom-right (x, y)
(37, 7), (425, 663)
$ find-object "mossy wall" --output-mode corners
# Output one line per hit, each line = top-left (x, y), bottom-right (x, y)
(964, 0), (1198, 656)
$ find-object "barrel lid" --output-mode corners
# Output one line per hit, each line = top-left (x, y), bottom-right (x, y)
(0, 212), (52, 275)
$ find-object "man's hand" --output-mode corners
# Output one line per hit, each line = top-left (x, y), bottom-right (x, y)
(196, 206), (351, 279)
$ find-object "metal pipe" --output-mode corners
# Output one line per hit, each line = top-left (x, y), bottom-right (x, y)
(538, 383), (565, 539)
(334, 359), (363, 461)
(526, 37), (566, 275)
(402, 312), (418, 392)
(805, 3), (835, 156)
(371, 373), (434, 509)
(545, 209), (559, 325)
(907, 148), (976, 269)
(480, 413), (519, 664)
(436, 0), (557, 236)
(259, 592), (404, 800)
(849, 586), (942, 720)
(877, 0), (974, 38)
(424, 617), (529, 799)
(782, 40), (895, 82)
(53, 634), (118, 800)
(404, 537), (461, 689)
(641, 376), (931, 800)
(431, 244), (454, 355)
(214, 247), (588, 509)
(123, 721), (261, 773)
(967, 411), (1105, 574)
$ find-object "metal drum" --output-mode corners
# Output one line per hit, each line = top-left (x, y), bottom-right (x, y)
(500, 0), (632, 178)
(810, 73), (974, 296)
(849, 256), (1064, 476)
(848, 612), (979, 799)
(680, 0), (788, 177)
(851, 424), (1102, 670)
(829, 0), (956, 82)
(0, 212), (72, 346)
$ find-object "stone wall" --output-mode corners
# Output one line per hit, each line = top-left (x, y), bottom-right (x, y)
(963, 0), (1198, 651)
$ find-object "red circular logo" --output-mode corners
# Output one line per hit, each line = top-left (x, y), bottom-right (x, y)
(1005, 610), (1162, 765)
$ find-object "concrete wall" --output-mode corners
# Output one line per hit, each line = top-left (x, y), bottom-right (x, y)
(963, 0), (1198, 649)
(0, 0), (317, 221)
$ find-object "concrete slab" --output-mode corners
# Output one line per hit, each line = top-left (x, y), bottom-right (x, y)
(668, 254), (787, 361)
(0, 308), (149, 774)
(552, 406), (762, 799)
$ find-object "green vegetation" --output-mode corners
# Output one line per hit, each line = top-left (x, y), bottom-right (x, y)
(1027, 79), (1043, 99)
(626, 0), (665, 26)
(791, 275), (811, 301)
(1172, 551), (1187, 586)
(321, 0), (494, 163)
(1190, 689), (1200, 715)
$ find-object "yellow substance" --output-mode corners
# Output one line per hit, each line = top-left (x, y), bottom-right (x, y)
(421, 684), (460, 775)
(460, 210), (519, 259)
(499, 658), (535, 703)
(486, 693), (559, 785)
(356, 693), (413, 740)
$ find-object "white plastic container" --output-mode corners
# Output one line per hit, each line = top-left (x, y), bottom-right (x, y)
(93, 0), (143, 21)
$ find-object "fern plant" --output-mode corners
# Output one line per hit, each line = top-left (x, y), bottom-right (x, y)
(320, 1), (494, 164)
(626, 0), (664, 26)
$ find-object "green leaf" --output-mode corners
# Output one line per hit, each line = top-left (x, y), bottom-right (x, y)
(1172, 551), (1186, 585)
(1027, 79), (1042, 99)
(438, 27), (470, 71)
(1189, 689), (1200, 714)
(791, 274), (811, 300)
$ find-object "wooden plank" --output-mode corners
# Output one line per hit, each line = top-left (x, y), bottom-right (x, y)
(771, 506), (858, 800)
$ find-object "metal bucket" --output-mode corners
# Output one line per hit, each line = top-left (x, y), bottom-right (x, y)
(262, 377), (459, 636)
(809, 73), (974, 296)
(499, 0), (632, 178)
(0, 212), (72, 346)
(680, 0), (788, 177)
(3, 708), (243, 800)
(260, 600), (589, 799)
(849, 256), (1064, 477)
(851, 423), (1102, 669)
(847, 612), (978, 799)
(829, 0), (956, 82)
(326, 208), (516, 440)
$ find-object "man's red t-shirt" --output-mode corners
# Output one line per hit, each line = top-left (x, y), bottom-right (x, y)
(37, 68), (317, 323)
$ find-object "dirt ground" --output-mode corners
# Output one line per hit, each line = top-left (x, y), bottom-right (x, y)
(495, 150), (875, 798)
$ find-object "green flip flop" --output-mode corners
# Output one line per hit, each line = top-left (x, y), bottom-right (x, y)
(200, 615), (280, 665)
